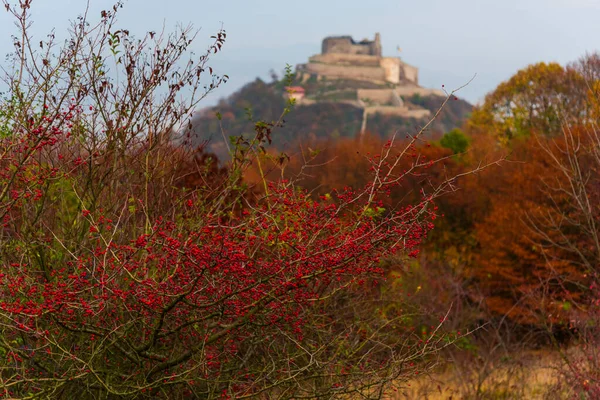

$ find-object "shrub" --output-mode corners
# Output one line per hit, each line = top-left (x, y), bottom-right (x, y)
(0, 1), (474, 398)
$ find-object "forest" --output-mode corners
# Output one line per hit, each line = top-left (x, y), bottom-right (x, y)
(0, 1), (599, 399)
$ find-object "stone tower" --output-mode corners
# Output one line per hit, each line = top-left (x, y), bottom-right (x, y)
(372, 33), (382, 57)
(321, 33), (382, 56)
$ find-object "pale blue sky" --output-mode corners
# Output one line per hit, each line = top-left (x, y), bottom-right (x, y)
(1, 0), (600, 106)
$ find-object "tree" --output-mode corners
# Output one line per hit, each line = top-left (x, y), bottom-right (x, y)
(440, 128), (470, 154)
(526, 125), (600, 396)
(570, 52), (600, 121)
(468, 62), (587, 143)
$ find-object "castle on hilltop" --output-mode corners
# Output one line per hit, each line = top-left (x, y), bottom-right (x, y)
(297, 33), (425, 87)
(293, 33), (443, 124)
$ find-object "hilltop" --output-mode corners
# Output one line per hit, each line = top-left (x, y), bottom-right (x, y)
(190, 33), (473, 158)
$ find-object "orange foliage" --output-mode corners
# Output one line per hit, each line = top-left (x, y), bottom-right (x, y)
(279, 134), (456, 207)
(473, 134), (595, 323)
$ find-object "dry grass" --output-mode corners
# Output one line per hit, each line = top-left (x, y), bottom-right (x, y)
(385, 350), (567, 400)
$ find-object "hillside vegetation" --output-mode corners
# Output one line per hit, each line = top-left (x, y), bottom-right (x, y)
(190, 77), (472, 158)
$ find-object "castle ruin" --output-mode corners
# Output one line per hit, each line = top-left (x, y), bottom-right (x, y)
(297, 33), (422, 87)
(294, 33), (443, 123)
(321, 33), (382, 56)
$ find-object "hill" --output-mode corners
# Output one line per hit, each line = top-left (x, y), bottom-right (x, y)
(189, 33), (473, 158)
(190, 77), (472, 158)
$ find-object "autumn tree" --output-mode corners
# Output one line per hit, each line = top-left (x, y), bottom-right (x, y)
(570, 52), (600, 121)
(467, 137), (585, 322)
(527, 124), (600, 396)
(468, 62), (587, 143)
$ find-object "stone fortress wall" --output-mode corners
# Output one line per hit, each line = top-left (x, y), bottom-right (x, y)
(357, 89), (404, 107)
(300, 62), (387, 83)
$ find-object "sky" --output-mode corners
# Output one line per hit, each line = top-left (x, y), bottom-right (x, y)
(1, 0), (600, 107)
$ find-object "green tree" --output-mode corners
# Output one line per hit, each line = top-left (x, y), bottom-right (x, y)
(440, 128), (470, 154)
